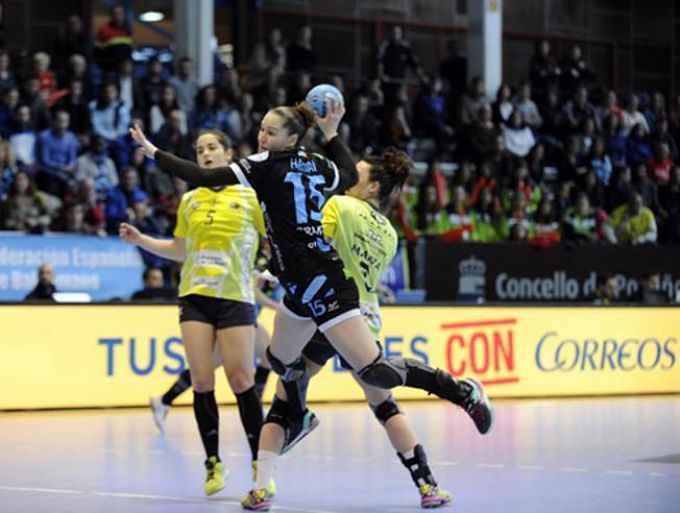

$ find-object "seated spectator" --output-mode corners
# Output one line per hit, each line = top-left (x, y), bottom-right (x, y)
(531, 197), (560, 247)
(606, 166), (634, 212)
(579, 169), (605, 209)
(528, 39), (561, 96)
(556, 135), (587, 183)
(466, 104), (498, 164)
(650, 118), (678, 162)
(589, 137), (612, 186)
(501, 109), (535, 158)
(381, 87), (412, 151)
(89, 82), (130, 147)
(218, 67), (243, 106)
(505, 189), (532, 238)
(346, 94), (379, 156)
(596, 90), (624, 130)
(559, 44), (595, 94)
(21, 77), (51, 130)
(0, 50), (16, 95)
(105, 166), (148, 234)
(563, 86), (595, 134)
(53, 79), (92, 146)
(114, 58), (142, 111)
(131, 267), (176, 301)
(32, 52), (57, 102)
(9, 104), (37, 168)
(514, 83), (542, 129)
(622, 94), (650, 136)
(647, 143), (673, 185)
(59, 53), (92, 100)
(626, 123), (652, 167)
(138, 58), (165, 120)
(169, 57), (200, 115)
(537, 87), (566, 144)
(2, 170), (51, 233)
(527, 143), (555, 183)
(602, 113), (627, 168)
(471, 188), (507, 242)
(129, 198), (167, 270)
(149, 83), (186, 135)
(593, 274), (616, 305)
(460, 76), (487, 126)
(658, 165), (680, 243)
(56, 202), (90, 234)
(24, 263), (57, 302)
(0, 87), (20, 137)
(413, 76), (453, 154)
(68, 178), (106, 236)
(441, 186), (475, 241)
(607, 192), (657, 245)
(0, 139), (17, 199)
(415, 182), (450, 237)
(154, 109), (193, 161)
(643, 92), (666, 131)
(632, 162), (661, 214)
(190, 85), (234, 138)
(491, 83), (513, 125)
(631, 272), (669, 305)
(75, 135), (118, 200)
(469, 160), (498, 206)
(562, 192), (599, 245)
(35, 110), (79, 196)
(578, 117), (597, 157)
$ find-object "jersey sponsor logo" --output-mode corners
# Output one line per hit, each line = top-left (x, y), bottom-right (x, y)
(299, 225), (324, 236)
(194, 251), (227, 267)
(289, 157), (317, 173)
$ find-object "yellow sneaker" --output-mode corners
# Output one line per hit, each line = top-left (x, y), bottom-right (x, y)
(419, 484), (452, 509)
(204, 456), (227, 496)
(241, 488), (272, 511)
(251, 461), (277, 497)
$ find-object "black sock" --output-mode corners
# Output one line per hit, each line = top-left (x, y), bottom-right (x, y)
(402, 359), (472, 404)
(162, 369), (192, 405)
(254, 366), (271, 401)
(398, 444), (437, 488)
(193, 390), (220, 460)
(235, 386), (264, 461)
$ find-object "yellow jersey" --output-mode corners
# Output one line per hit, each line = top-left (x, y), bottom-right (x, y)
(174, 185), (265, 302)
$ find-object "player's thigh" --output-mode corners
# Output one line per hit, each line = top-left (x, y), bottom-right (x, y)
(180, 321), (217, 391)
(323, 315), (381, 372)
(255, 324), (271, 367)
(270, 309), (318, 363)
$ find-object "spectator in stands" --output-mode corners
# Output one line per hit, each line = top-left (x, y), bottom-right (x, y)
(139, 57), (166, 118)
(129, 198), (167, 270)
(0, 50), (16, 95)
(626, 123), (652, 167)
(33, 52), (57, 102)
(55, 202), (89, 234)
(650, 118), (678, 161)
(632, 272), (669, 305)
(413, 76), (453, 154)
(219, 67), (243, 106)
(346, 94), (379, 156)
(149, 83), (186, 135)
(607, 191), (657, 245)
(115, 58), (142, 112)
(501, 109), (535, 158)
(36, 110), (79, 196)
(131, 267), (176, 301)
(53, 79), (92, 146)
(441, 185), (475, 241)
(89, 82), (130, 147)
(377, 25), (424, 108)
(531, 197), (560, 247)
(21, 77), (51, 130)
(2, 170), (51, 233)
(451, 160), (476, 196)
(382, 86), (412, 150)
(593, 274), (616, 305)
(537, 87), (565, 144)
(439, 38), (467, 106)
(105, 166), (148, 234)
(553, 181), (574, 218)
(0, 139), (17, 200)
(75, 135), (118, 200)
(467, 104), (499, 164)
(580, 168), (605, 209)
(556, 135), (586, 183)
(471, 188), (506, 242)
(169, 57), (200, 114)
(9, 104), (37, 169)
(0, 87), (19, 137)
(606, 166), (634, 212)
(415, 182), (449, 237)
(491, 83), (513, 125)
(286, 71), (312, 105)
(564, 86), (595, 134)
(237, 92), (258, 145)
(622, 94), (649, 136)
(643, 92), (666, 131)
(527, 143), (554, 183)
(658, 165), (680, 243)
(469, 160), (498, 207)
(578, 117), (597, 157)
(528, 39), (561, 96)
(460, 76), (487, 126)
(250, 28), (286, 87)
(560, 44), (594, 94)
(602, 113), (627, 168)
(54, 14), (91, 69)
(59, 53), (92, 100)
(589, 137), (612, 186)
(94, 4), (133, 74)
(154, 108), (193, 161)
(66, 178), (106, 236)
(514, 83), (542, 129)
(505, 190), (532, 240)
(190, 85), (234, 138)
(24, 263), (57, 301)
(632, 162), (661, 214)
(648, 143), (673, 185)
(286, 24), (316, 73)
(595, 90), (624, 130)
(562, 192), (599, 245)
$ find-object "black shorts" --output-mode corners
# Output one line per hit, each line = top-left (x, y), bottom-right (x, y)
(279, 270), (361, 332)
(302, 330), (384, 371)
(178, 294), (256, 330)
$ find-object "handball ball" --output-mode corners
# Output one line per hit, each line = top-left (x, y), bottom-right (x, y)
(306, 84), (344, 117)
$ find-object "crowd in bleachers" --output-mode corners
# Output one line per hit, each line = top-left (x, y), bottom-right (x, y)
(1, 8), (680, 282)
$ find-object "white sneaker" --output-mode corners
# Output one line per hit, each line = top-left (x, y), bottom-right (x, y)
(149, 396), (170, 433)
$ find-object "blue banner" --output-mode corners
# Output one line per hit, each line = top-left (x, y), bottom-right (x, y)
(0, 234), (145, 301)
(380, 241), (409, 294)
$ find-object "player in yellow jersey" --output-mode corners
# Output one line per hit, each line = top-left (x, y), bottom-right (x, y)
(245, 148), (487, 510)
(119, 130), (274, 497)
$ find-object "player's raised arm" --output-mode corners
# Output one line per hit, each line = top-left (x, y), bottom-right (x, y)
(129, 123), (240, 187)
(316, 98), (358, 191)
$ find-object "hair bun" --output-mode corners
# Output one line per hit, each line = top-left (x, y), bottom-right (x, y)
(293, 102), (317, 129)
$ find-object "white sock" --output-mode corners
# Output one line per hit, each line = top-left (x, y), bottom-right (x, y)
(400, 448), (415, 460)
(254, 450), (278, 490)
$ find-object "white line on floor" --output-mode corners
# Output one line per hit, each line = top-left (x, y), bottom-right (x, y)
(604, 470), (633, 475)
(476, 463), (504, 468)
(517, 465), (543, 470)
(561, 467), (588, 473)
(648, 472), (667, 477)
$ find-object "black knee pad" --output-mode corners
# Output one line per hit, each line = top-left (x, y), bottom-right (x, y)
(357, 355), (406, 389)
(370, 394), (402, 425)
(264, 396), (290, 429)
(267, 347), (306, 382)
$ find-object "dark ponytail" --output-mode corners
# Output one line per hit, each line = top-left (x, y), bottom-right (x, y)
(363, 146), (411, 207)
(272, 101), (317, 144)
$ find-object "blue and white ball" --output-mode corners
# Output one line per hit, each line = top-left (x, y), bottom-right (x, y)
(305, 84), (344, 117)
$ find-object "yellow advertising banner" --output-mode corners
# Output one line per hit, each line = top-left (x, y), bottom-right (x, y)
(0, 305), (678, 409)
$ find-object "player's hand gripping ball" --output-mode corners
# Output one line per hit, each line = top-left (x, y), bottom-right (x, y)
(306, 84), (344, 117)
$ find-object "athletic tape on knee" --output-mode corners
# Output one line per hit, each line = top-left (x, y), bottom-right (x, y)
(358, 354), (407, 389)
(370, 394), (402, 425)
